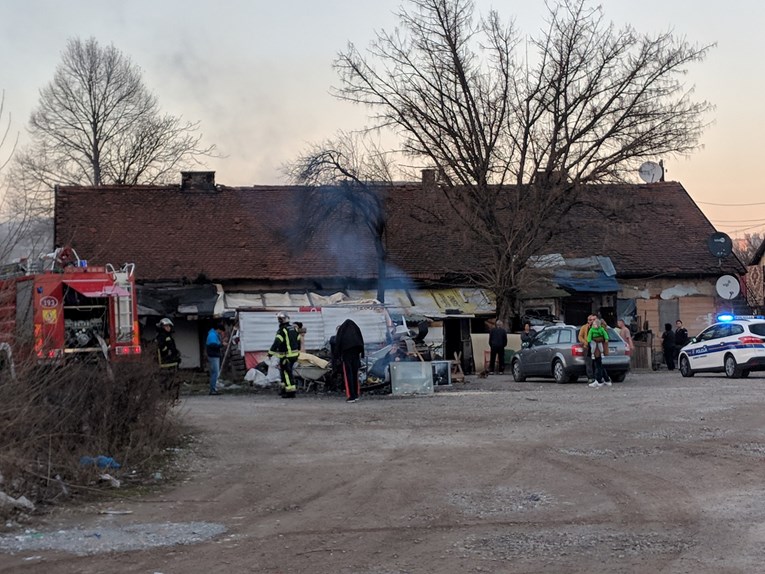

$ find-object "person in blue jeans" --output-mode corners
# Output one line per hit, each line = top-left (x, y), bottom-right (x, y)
(206, 323), (226, 395)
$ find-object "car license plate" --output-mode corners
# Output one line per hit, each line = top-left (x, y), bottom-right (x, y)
(609, 346), (616, 353)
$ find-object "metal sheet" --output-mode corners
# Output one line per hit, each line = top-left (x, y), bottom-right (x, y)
(408, 288), (494, 317)
(238, 311), (324, 352)
(238, 306), (390, 352)
(321, 306), (390, 345)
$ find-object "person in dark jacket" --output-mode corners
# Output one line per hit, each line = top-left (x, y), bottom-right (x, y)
(661, 323), (676, 370)
(156, 318), (181, 399)
(334, 319), (365, 402)
(674, 319), (689, 362)
(488, 320), (508, 374)
(520, 322), (536, 345)
(269, 313), (301, 398)
(156, 318), (181, 369)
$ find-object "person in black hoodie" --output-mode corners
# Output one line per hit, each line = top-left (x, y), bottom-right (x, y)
(334, 319), (365, 402)
(674, 320), (689, 362)
(488, 320), (508, 374)
(661, 323), (676, 370)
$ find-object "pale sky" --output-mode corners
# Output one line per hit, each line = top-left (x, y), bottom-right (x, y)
(1, 0), (764, 238)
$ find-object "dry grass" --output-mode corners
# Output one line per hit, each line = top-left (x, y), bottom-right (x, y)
(0, 355), (183, 515)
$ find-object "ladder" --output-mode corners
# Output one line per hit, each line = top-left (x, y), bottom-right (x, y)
(107, 263), (136, 343)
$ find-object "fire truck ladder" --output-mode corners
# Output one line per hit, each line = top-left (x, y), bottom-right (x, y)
(106, 263), (136, 344)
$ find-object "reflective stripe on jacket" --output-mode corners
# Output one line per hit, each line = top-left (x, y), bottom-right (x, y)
(269, 324), (300, 358)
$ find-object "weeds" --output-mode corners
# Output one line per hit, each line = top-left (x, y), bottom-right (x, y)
(0, 355), (182, 516)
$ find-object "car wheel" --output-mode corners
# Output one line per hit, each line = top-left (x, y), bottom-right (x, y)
(512, 359), (526, 382)
(679, 356), (694, 378)
(724, 354), (740, 378)
(611, 372), (627, 383)
(552, 360), (568, 384)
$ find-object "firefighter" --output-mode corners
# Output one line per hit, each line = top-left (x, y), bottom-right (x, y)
(156, 318), (181, 398)
(268, 312), (300, 398)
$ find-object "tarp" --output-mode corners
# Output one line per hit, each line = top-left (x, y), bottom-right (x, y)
(527, 254), (621, 295)
(554, 269), (620, 293)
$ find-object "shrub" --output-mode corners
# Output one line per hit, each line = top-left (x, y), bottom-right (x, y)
(0, 355), (182, 514)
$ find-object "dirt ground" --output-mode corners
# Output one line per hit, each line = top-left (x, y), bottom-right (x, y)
(2, 369), (765, 574)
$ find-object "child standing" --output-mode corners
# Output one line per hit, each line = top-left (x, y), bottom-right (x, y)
(587, 319), (610, 387)
(587, 318), (609, 357)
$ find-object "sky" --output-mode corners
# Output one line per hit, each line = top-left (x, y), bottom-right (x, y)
(1, 0), (764, 239)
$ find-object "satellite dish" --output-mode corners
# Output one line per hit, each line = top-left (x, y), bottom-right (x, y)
(707, 232), (733, 258)
(638, 161), (663, 183)
(715, 275), (740, 300)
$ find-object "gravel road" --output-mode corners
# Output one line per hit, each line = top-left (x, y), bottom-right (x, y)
(1, 370), (764, 573)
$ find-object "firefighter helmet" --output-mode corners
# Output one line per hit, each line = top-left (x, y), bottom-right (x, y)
(276, 312), (290, 324)
(158, 318), (174, 328)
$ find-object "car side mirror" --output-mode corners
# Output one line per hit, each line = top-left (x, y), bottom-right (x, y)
(690, 337), (697, 344)
(521, 341), (529, 349)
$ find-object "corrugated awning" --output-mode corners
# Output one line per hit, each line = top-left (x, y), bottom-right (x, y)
(406, 288), (495, 318)
(137, 284), (218, 317)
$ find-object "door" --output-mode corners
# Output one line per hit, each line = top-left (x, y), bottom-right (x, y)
(690, 324), (725, 370)
(564, 298), (591, 327)
(526, 328), (559, 375)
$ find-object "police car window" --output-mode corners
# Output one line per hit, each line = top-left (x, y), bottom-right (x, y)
(729, 324), (744, 336)
(558, 329), (573, 344)
(750, 324), (765, 337)
(713, 324), (731, 339)
(534, 329), (559, 345)
(697, 326), (717, 342)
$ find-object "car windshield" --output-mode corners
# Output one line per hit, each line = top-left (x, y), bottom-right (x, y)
(606, 328), (622, 342)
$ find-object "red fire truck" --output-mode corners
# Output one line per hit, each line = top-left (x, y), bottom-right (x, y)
(0, 247), (141, 371)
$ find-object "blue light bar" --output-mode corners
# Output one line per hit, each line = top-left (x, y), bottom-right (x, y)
(716, 314), (735, 322)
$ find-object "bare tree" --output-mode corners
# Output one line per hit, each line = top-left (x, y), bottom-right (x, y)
(0, 90), (33, 265)
(285, 132), (394, 302)
(333, 0), (712, 321)
(733, 232), (765, 265)
(16, 37), (214, 189)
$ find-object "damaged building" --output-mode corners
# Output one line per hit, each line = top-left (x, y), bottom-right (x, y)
(53, 171), (746, 371)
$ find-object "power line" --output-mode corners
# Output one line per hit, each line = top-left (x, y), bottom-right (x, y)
(697, 200), (765, 207)
(717, 222), (765, 234)
(710, 218), (765, 223)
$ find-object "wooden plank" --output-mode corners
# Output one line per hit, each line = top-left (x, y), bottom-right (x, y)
(679, 296), (715, 337)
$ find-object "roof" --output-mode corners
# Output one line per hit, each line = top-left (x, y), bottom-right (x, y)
(54, 180), (745, 284)
(750, 240), (765, 266)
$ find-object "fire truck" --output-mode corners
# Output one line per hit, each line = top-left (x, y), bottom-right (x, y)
(0, 247), (141, 372)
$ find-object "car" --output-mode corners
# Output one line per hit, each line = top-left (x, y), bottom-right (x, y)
(678, 315), (765, 378)
(510, 324), (631, 384)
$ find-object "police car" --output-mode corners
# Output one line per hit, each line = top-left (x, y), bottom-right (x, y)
(678, 315), (765, 378)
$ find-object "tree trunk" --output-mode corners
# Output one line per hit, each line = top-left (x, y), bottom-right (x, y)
(374, 235), (386, 304)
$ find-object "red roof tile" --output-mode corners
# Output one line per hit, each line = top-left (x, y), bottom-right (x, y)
(53, 181), (744, 283)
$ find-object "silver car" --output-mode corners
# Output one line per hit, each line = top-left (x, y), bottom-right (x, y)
(511, 325), (631, 383)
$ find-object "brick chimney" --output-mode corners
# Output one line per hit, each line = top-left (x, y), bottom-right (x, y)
(421, 168), (437, 187)
(181, 171), (216, 191)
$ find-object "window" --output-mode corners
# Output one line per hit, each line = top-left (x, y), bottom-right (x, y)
(713, 324), (732, 339)
(729, 324), (744, 336)
(697, 326), (718, 342)
(749, 323), (765, 337)
(533, 329), (559, 346)
(558, 329), (573, 344)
